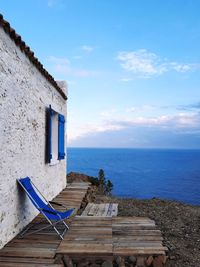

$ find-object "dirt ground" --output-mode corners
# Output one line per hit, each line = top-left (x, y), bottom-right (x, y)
(96, 195), (200, 267)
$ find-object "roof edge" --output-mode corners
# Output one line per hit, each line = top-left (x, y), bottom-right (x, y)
(0, 14), (67, 100)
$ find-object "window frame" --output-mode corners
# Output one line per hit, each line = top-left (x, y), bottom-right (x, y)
(47, 105), (65, 165)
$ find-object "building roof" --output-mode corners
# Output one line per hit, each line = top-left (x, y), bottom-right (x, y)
(0, 14), (67, 100)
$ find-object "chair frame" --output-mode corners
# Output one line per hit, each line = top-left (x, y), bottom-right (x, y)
(18, 178), (74, 240)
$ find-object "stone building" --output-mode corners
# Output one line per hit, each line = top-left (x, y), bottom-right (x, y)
(0, 14), (68, 248)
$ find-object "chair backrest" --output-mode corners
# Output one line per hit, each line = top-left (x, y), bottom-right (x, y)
(18, 177), (60, 220)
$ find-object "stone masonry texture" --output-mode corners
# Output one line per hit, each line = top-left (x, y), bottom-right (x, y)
(0, 26), (67, 248)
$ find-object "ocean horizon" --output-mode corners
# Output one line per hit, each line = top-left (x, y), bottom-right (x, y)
(67, 147), (200, 206)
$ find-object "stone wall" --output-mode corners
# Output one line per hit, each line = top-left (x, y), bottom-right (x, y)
(0, 26), (67, 248)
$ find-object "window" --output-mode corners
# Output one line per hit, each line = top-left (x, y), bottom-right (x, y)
(47, 105), (65, 165)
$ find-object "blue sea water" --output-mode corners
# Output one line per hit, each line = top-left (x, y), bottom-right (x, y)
(67, 148), (200, 206)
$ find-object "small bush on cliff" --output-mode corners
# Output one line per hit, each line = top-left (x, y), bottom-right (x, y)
(105, 179), (113, 195)
(98, 169), (113, 196)
(88, 176), (99, 186)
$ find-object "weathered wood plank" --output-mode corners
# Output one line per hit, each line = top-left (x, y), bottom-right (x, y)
(102, 204), (110, 217)
(0, 257), (55, 263)
(111, 203), (118, 216)
(113, 236), (163, 241)
(57, 243), (113, 254)
(81, 203), (93, 216)
(0, 263), (63, 267)
(0, 247), (56, 258)
(81, 203), (119, 217)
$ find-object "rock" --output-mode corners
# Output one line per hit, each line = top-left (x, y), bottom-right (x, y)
(145, 256), (153, 266)
(115, 256), (125, 267)
(101, 260), (113, 267)
(63, 255), (73, 267)
(128, 256), (136, 264)
(152, 256), (164, 267)
(54, 254), (63, 264)
(136, 257), (145, 267)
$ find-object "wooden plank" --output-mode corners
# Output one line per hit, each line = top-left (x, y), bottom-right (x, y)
(75, 216), (111, 221)
(111, 203), (118, 216)
(82, 203), (118, 217)
(81, 203), (93, 216)
(0, 257), (55, 263)
(113, 236), (163, 241)
(5, 242), (58, 249)
(102, 204), (110, 217)
(113, 225), (156, 230)
(0, 247), (56, 258)
(113, 248), (166, 256)
(113, 217), (155, 223)
(107, 203), (113, 216)
(57, 243), (113, 254)
(113, 242), (163, 247)
(0, 263), (63, 267)
(88, 204), (99, 216)
(95, 204), (106, 216)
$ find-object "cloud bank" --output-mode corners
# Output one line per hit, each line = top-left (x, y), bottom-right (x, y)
(68, 110), (200, 147)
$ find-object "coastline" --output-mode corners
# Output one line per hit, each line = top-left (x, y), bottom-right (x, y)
(68, 172), (200, 267)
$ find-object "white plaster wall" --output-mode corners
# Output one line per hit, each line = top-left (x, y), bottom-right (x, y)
(0, 27), (67, 248)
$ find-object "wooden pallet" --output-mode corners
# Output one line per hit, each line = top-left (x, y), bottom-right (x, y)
(57, 216), (113, 255)
(112, 217), (167, 256)
(81, 203), (118, 217)
(0, 182), (90, 266)
(56, 216), (167, 265)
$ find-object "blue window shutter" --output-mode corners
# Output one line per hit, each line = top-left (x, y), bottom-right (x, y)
(58, 114), (65, 160)
(48, 105), (52, 163)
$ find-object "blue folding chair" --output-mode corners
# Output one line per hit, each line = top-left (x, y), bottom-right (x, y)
(18, 177), (75, 239)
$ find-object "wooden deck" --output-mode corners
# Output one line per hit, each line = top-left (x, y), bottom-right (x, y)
(0, 182), (168, 266)
(0, 182), (90, 267)
(57, 216), (167, 266)
(81, 203), (118, 217)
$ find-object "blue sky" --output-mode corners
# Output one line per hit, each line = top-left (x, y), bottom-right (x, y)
(1, 0), (200, 148)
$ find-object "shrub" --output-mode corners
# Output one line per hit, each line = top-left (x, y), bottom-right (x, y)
(98, 169), (113, 195)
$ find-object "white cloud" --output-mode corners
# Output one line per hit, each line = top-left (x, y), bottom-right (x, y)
(81, 45), (94, 53)
(116, 49), (199, 77)
(110, 112), (200, 130)
(48, 56), (96, 77)
(68, 112), (200, 142)
(68, 122), (123, 142)
(117, 49), (165, 76)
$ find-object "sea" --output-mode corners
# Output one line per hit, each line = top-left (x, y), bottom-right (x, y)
(67, 148), (200, 206)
